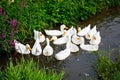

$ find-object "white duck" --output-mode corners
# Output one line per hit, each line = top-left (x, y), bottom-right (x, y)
(85, 25), (97, 40)
(31, 39), (42, 56)
(65, 26), (74, 36)
(50, 35), (69, 45)
(45, 24), (68, 36)
(72, 28), (82, 45)
(43, 38), (53, 56)
(34, 29), (39, 40)
(39, 31), (45, 43)
(55, 35), (71, 60)
(33, 30), (45, 43)
(80, 37), (99, 51)
(68, 34), (79, 52)
(14, 40), (31, 54)
(90, 31), (101, 45)
(78, 24), (91, 36)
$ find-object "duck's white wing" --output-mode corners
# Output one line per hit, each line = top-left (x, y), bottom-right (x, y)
(45, 30), (62, 36)
(14, 40), (30, 54)
(72, 35), (82, 45)
(80, 44), (99, 51)
(55, 48), (70, 60)
(70, 43), (79, 52)
(53, 36), (68, 45)
(85, 25), (97, 39)
(78, 25), (90, 36)
(90, 31), (101, 45)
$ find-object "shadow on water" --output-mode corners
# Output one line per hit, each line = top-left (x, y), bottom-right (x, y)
(1, 7), (120, 80)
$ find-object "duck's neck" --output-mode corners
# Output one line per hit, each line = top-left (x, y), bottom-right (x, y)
(46, 38), (50, 46)
(81, 37), (85, 45)
(66, 34), (72, 48)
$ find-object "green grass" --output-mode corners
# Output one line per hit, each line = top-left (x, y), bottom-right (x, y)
(96, 49), (120, 80)
(0, 57), (64, 80)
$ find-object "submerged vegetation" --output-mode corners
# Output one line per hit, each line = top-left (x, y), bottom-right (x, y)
(96, 48), (120, 80)
(0, 57), (64, 80)
(0, 0), (120, 53)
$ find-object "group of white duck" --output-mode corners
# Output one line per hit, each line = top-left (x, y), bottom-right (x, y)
(14, 24), (101, 60)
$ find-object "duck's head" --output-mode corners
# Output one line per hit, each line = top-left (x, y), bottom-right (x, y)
(26, 44), (32, 50)
(61, 24), (68, 30)
(77, 27), (81, 33)
(39, 32), (43, 36)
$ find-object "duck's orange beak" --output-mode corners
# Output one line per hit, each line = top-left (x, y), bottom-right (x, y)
(78, 29), (80, 33)
(40, 33), (43, 36)
(64, 26), (68, 29)
(27, 46), (32, 50)
(50, 38), (54, 41)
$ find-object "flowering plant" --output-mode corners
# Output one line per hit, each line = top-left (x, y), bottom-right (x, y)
(0, 7), (19, 53)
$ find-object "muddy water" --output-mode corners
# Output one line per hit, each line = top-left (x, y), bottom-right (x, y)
(0, 7), (120, 80)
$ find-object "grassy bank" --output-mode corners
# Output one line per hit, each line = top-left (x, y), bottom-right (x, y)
(0, 57), (64, 80)
(96, 48), (120, 80)
(0, 0), (120, 52)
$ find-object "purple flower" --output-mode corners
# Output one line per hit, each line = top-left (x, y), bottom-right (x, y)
(9, 40), (15, 49)
(0, 7), (2, 15)
(1, 33), (6, 38)
(9, 40), (14, 47)
(10, 19), (17, 28)
(10, 32), (14, 38)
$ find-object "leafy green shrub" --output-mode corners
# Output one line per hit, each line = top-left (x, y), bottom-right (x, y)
(96, 50), (120, 80)
(0, 57), (64, 80)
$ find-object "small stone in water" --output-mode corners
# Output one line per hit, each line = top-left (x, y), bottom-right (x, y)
(84, 73), (89, 77)
(76, 58), (80, 61)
